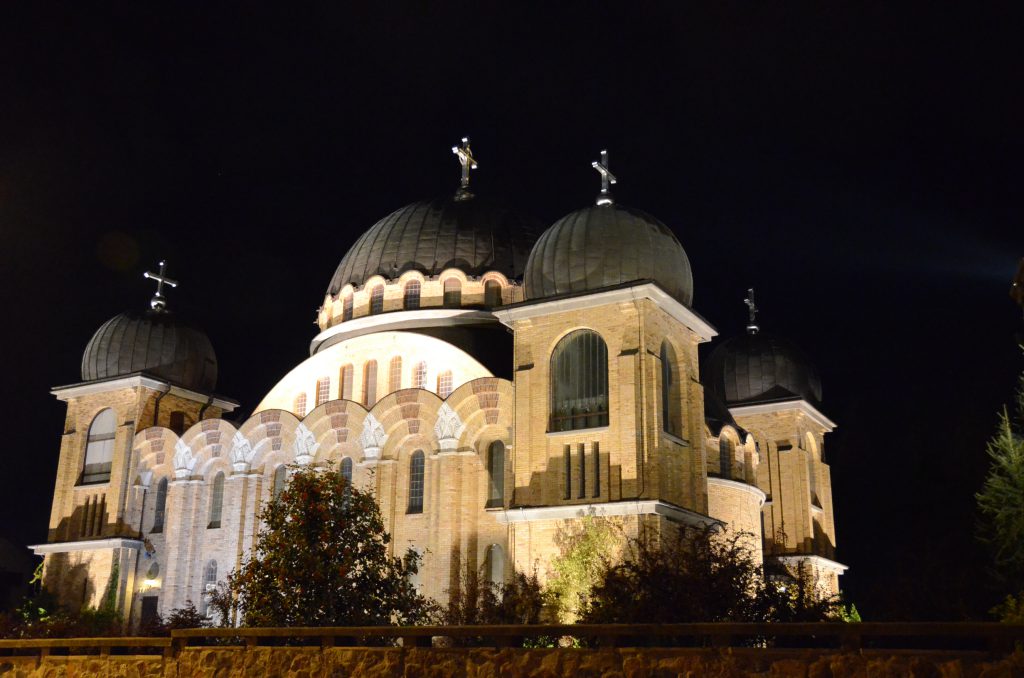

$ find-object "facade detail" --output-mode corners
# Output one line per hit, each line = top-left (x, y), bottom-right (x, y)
(36, 145), (846, 625)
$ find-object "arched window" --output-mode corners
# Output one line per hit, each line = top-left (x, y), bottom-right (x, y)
(342, 294), (353, 321)
(340, 364), (353, 400)
(407, 450), (425, 514)
(437, 370), (453, 398)
(443, 279), (461, 308)
(169, 411), (187, 434)
(370, 285), (385, 314)
(272, 465), (287, 500)
(484, 280), (502, 307)
(208, 472), (224, 529)
(660, 341), (682, 437)
(389, 356), (403, 392)
(486, 441), (505, 508)
(484, 544), (505, 586)
(412, 361), (428, 389)
(363, 360), (378, 406)
(549, 330), (609, 432)
(294, 393), (307, 418)
(316, 377), (331, 407)
(404, 280), (421, 310)
(152, 477), (168, 533)
(341, 457), (353, 485)
(81, 408), (117, 484)
(719, 438), (733, 478)
(201, 560), (218, 616)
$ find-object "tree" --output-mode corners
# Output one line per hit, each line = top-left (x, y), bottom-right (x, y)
(443, 565), (546, 627)
(221, 464), (432, 627)
(976, 371), (1024, 593)
(545, 515), (621, 622)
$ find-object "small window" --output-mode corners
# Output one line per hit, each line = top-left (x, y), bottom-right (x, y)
(316, 377), (331, 407)
(549, 330), (609, 432)
(342, 294), (353, 321)
(201, 560), (218, 616)
(485, 544), (505, 586)
(484, 280), (502, 307)
(293, 393), (307, 418)
(389, 356), (403, 393)
(272, 465), (287, 499)
(412, 361), (428, 389)
(370, 285), (385, 314)
(341, 457), (353, 485)
(208, 472), (224, 529)
(719, 438), (733, 478)
(404, 280), (421, 310)
(340, 364), (353, 400)
(486, 441), (505, 508)
(436, 370), (453, 398)
(443, 279), (461, 308)
(152, 477), (168, 533)
(81, 408), (117, 484)
(169, 411), (187, 435)
(407, 450), (425, 514)
(660, 341), (682, 437)
(363, 360), (378, 406)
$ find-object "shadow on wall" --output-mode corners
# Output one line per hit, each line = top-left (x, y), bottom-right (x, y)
(48, 500), (137, 544)
(42, 553), (95, 610)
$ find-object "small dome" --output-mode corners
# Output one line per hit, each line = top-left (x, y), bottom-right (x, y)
(81, 309), (218, 392)
(327, 196), (540, 296)
(704, 332), (822, 406)
(523, 204), (694, 305)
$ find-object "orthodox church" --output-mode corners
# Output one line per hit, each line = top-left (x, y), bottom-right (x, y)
(35, 141), (845, 626)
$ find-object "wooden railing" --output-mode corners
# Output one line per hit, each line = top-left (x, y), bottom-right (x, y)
(1, 623), (1023, 658)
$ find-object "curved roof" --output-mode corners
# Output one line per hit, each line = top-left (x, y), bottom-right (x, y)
(327, 196), (540, 296)
(81, 309), (218, 392)
(523, 204), (694, 306)
(704, 332), (822, 406)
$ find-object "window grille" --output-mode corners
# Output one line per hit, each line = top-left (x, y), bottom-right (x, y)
(340, 364), (353, 400)
(407, 450), (425, 513)
(404, 280), (421, 309)
(293, 393), (307, 418)
(81, 408), (116, 484)
(719, 438), (733, 478)
(152, 477), (168, 533)
(443, 279), (461, 308)
(437, 370), (453, 398)
(272, 465), (287, 499)
(549, 330), (609, 431)
(484, 280), (502, 306)
(316, 377), (331, 407)
(413, 361), (428, 389)
(342, 294), (353, 321)
(389, 356), (403, 393)
(370, 286), (384, 314)
(363, 360), (378, 406)
(486, 441), (504, 507)
(660, 341), (682, 436)
(208, 472), (224, 528)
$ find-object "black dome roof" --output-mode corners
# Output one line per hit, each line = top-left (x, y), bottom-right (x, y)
(327, 196), (540, 296)
(523, 204), (694, 305)
(704, 332), (822, 406)
(81, 309), (218, 392)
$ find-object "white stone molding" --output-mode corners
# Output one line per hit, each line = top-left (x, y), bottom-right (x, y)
(492, 500), (718, 527)
(359, 413), (388, 462)
(706, 477), (768, 507)
(229, 431), (254, 472)
(30, 538), (144, 555)
(51, 374), (238, 412)
(310, 308), (498, 355)
(728, 399), (837, 432)
(172, 439), (196, 479)
(293, 422), (320, 466)
(775, 554), (849, 574)
(433, 402), (465, 453)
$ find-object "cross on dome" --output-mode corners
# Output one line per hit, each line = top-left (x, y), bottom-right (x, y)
(592, 149), (617, 206)
(143, 260), (178, 311)
(744, 288), (759, 335)
(451, 137), (478, 201)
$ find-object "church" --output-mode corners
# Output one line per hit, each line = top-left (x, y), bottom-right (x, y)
(34, 140), (845, 626)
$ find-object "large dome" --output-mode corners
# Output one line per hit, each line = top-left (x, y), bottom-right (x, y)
(523, 204), (694, 305)
(327, 196), (539, 296)
(704, 332), (821, 406)
(81, 309), (218, 392)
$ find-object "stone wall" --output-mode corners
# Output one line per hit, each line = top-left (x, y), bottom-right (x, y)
(1, 646), (1022, 678)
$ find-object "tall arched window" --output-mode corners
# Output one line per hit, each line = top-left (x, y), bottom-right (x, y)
(486, 441), (505, 508)
(549, 330), (609, 431)
(363, 360), (378, 406)
(340, 364), (353, 400)
(294, 393), (307, 418)
(81, 408), (117, 484)
(412, 361), (428, 389)
(407, 450), (425, 514)
(484, 280), (502, 307)
(152, 477), (168, 533)
(341, 457), (353, 485)
(437, 370), (453, 398)
(484, 544), (505, 586)
(316, 377), (331, 407)
(272, 465), (287, 500)
(389, 356), (403, 392)
(719, 438), (733, 478)
(201, 560), (218, 616)
(342, 294), (353, 321)
(208, 472), (224, 528)
(443, 279), (461, 308)
(660, 341), (682, 437)
(370, 285), (385, 314)
(404, 280), (421, 309)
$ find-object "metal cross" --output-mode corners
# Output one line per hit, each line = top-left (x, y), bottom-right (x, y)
(143, 260), (178, 311)
(451, 137), (478, 201)
(744, 288), (760, 335)
(591, 149), (617, 206)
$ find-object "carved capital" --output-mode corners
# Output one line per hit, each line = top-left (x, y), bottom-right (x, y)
(359, 414), (387, 462)
(172, 439), (195, 479)
(293, 422), (320, 466)
(229, 431), (254, 473)
(433, 403), (465, 449)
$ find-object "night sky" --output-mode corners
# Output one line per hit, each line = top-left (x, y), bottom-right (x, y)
(1, 4), (1020, 620)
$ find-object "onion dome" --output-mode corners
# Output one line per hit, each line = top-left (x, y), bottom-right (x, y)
(523, 203), (694, 305)
(81, 309), (218, 392)
(326, 196), (540, 297)
(704, 332), (822, 406)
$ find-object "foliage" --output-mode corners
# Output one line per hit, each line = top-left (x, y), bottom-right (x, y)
(545, 516), (621, 622)
(140, 601), (209, 635)
(991, 592), (1024, 624)
(839, 603), (862, 623)
(219, 464), (433, 627)
(443, 565), (547, 627)
(0, 590), (122, 639)
(99, 561), (119, 613)
(976, 371), (1024, 593)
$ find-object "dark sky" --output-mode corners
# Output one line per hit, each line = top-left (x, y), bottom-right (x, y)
(1, 3), (1020, 620)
